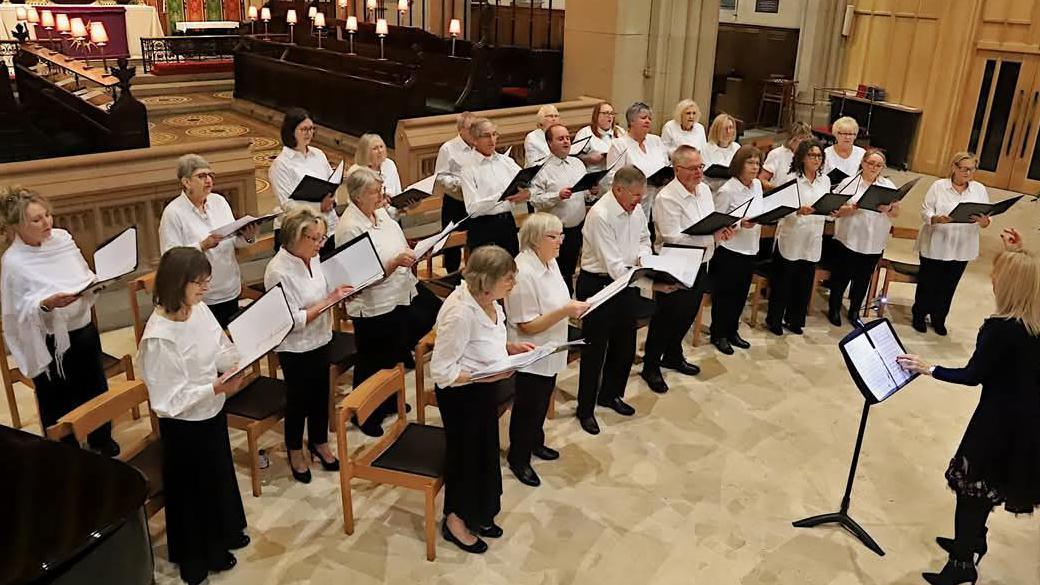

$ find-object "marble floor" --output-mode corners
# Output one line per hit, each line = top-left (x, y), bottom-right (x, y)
(4, 174), (1039, 584)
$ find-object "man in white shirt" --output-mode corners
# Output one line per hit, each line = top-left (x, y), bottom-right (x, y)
(434, 112), (476, 273)
(459, 118), (530, 256)
(574, 166), (652, 435)
(640, 146), (732, 394)
(529, 124), (599, 293)
(523, 104), (560, 166)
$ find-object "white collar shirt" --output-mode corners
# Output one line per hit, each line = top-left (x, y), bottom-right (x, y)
(430, 284), (509, 389)
(333, 203), (418, 318)
(504, 250), (571, 376)
(434, 134), (476, 199)
(824, 145), (865, 179)
(715, 177), (764, 256)
(833, 175), (897, 255)
(158, 192), (243, 305)
(775, 173), (832, 262)
(762, 145), (796, 186)
(604, 134), (669, 218)
(268, 145), (338, 234)
(460, 152), (522, 217)
(702, 141), (741, 167)
(348, 158), (402, 199)
(653, 179), (716, 262)
(580, 192), (652, 279)
(916, 178), (989, 261)
(263, 248), (333, 353)
(574, 125), (622, 171)
(661, 120), (708, 156)
(524, 128), (550, 166)
(529, 154), (589, 228)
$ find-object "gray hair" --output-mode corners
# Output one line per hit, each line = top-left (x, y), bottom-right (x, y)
(280, 207), (327, 251)
(612, 165), (647, 190)
(471, 117), (496, 138)
(456, 111), (475, 131)
(463, 245), (517, 294)
(353, 133), (385, 169)
(345, 166), (384, 203)
(519, 212), (563, 251)
(176, 154), (210, 181)
(671, 144), (700, 166)
(625, 102), (652, 126)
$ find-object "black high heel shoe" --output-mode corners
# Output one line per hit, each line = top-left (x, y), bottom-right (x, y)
(936, 526), (988, 565)
(441, 518), (487, 554)
(922, 558), (977, 585)
(307, 442), (340, 471)
(287, 453), (311, 484)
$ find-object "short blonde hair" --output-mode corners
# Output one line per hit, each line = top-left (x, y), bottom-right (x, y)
(519, 212), (563, 251)
(673, 99), (701, 126)
(832, 116), (860, 136)
(0, 186), (51, 236)
(707, 113), (736, 145)
(353, 133), (386, 169)
(786, 121), (812, 149)
(948, 151), (978, 178)
(280, 207), (327, 251)
(345, 166), (384, 204)
(463, 245), (517, 294)
(537, 104), (560, 128)
(992, 249), (1040, 336)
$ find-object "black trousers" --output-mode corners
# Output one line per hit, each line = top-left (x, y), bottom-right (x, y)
(159, 409), (247, 584)
(436, 380), (505, 529)
(644, 268), (709, 367)
(440, 195), (467, 273)
(352, 305), (414, 419)
(558, 222), (584, 295)
(952, 494), (993, 561)
(913, 256), (968, 327)
(508, 372), (556, 468)
(576, 271), (637, 418)
(466, 212), (519, 256)
(828, 241), (881, 317)
(766, 249), (816, 329)
(33, 323), (111, 448)
(710, 246), (755, 340)
(278, 343), (331, 450)
(207, 299), (240, 330)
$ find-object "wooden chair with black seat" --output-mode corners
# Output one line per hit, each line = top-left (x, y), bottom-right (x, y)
(45, 379), (166, 517)
(335, 365), (446, 561)
(868, 226), (920, 318)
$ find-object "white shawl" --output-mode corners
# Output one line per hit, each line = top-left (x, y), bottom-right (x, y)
(1, 229), (95, 379)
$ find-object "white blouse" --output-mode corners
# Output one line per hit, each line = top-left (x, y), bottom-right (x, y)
(762, 146), (796, 187)
(574, 125), (623, 172)
(824, 145), (865, 180)
(916, 178), (990, 262)
(430, 284), (509, 389)
(434, 134), (476, 199)
(268, 145), (339, 235)
(604, 134), (669, 219)
(715, 177), (764, 256)
(263, 248), (333, 353)
(138, 304), (239, 421)
(524, 128), (550, 166)
(834, 175), (897, 255)
(460, 152), (523, 217)
(775, 173), (832, 262)
(653, 179), (716, 262)
(333, 203), (418, 318)
(504, 250), (571, 377)
(528, 154), (588, 228)
(702, 141), (741, 168)
(158, 192), (246, 305)
(347, 158), (402, 200)
(661, 120), (708, 155)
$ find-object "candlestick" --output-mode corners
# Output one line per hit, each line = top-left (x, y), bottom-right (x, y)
(376, 18), (387, 60)
(89, 21), (109, 72)
(314, 12), (326, 49)
(261, 7), (270, 35)
(345, 15), (357, 54)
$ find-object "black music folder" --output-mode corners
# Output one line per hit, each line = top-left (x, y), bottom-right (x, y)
(763, 178), (798, 199)
(856, 178), (920, 212)
(812, 193), (854, 215)
(391, 175), (436, 209)
(570, 153), (624, 192)
(682, 211), (740, 236)
(500, 163), (544, 200)
(839, 318), (917, 404)
(827, 167), (850, 185)
(703, 164), (731, 179)
(948, 195), (1023, 223)
(748, 205), (798, 224)
(290, 160), (344, 202)
(645, 165), (675, 188)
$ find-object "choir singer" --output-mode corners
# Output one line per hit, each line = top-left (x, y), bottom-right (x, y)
(459, 118), (529, 255)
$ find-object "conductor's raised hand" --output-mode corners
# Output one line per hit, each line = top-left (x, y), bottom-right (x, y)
(1001, 227), (1023, 251)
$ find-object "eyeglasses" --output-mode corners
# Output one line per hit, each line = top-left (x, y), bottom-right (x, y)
(806, 153), (824, 159)
(192, 172), (215, 180)
(863, 160), (885, 168)
(191, 277), (212, 288)
(675, 164), (705, 171)
(599, 111), (616, 117)
(302, 232), (328, 245)
(298, 126), (316, 133)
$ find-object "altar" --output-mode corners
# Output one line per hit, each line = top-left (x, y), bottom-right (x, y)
(0, 4), (164, 59)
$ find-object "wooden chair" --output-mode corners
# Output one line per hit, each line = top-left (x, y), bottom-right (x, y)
(871, 226), (920, 318)
(413, 231), (468, 299)
(45, 379), (166, 517)
(335, 365), (446, 561)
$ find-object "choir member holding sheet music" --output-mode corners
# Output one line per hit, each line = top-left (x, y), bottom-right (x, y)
(640, 146), (732, 393)
(710, 145), (764, 354)
(264, 208), (354, 484)
(504, 213), (590, 487)
(523, 104), (560, 166)
(912, 153), (991, 336)
(604, 102), (669, 227)
(759, 122), (811, 191)
(431, 246), (534, 554)
(159, 154), (258, 328)
(826, 149), (900, 327)
(574, 102), (625, 172)
(702, 114), (741, 191)
(434, 112), (478, 274)
(0, 187), (120, 457)
(459, 118), (530, 256)
(348, 133), (402, 204)
(897, 246), (1040, 585)
(137, 247), (250, 585)
(269, 108), (339, 256)
(528, 124), (598, 293)
(765, 139), (831, 336)
(823, 116), (866, 183)
(661, 99), (708, 156)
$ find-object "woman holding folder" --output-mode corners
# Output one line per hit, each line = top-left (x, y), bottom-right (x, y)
(604, 102), (669, 227)
(138, 247), (250, 585)
(574, 101), (625, 172)
(0, 187), (119, 457)
(264, 208), (353, 483)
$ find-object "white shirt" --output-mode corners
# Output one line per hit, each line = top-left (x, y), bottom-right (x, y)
(348, 158), (402, 200)
(460, 152), (522, 217)
(504, 250), (570, 376)
(524, 128), (550, 166)
(604, 134), (669, 219)
(775, 173), (832, 262)
(434, 134), (476, 200)
(574, 125), (623, 172)
(702, 141), (741, 167)
(762, 145), (796, 187)
(264, 248), (333, 353)
(334, 203), (418, 318)
(158, 192), (245, 305)
(529, 154), (589, 228)
(824, 145), (865, 180)
(430, 284), (508, 389)
(834, 175), (897, 255)
(268, 145), (339, 234)
(653, 179), (716, 262)
(661, 120), (708, 155)
(138, 304), (239, 421)
(715, 177), (764, 256)
(916, 178), (990, 262)
(580, 192), (653, 279)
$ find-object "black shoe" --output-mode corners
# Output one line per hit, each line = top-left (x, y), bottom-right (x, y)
(228, 533), (250, 550)
(912, 316), (927, 333)
(510, 463), (541, 487)
(210, 552), (237, 573)
(598, 397), (635, 416)
(307, 442), (340, 471)
(89, 438), (120, 458)
(937, 527), (988, 565)
(783, 322), (803, 335)
(729, 333), (751, 349)
(532, 445), (559, 461)
(660, 357), (701, 376)
(922, 558), (977, 585)
(288, 459), (311, 484)
(640, 367), (669, 394)
(578, 415), (600, 435)
(766, 321), (784, 336)
(827, 309), (842, 327)
(441, 518), (488, 554)
(933, 322), (948, 336)
(477, 523), (504, 538)
(354, 415), (384, 438)
(847, 310), (860, 323)
(712, 337), (734, 355)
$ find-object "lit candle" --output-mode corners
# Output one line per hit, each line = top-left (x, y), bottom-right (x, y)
(15, 7), (28, 23)
(40, 10), (54, 29)
(69, 17), (87, 40)
(260, 7), (271, 22)
(89, 21), (109, 45)
(56, 14), (70, 34)
(286, 9), (297, 24)
(397, 0), (407, 13)
(247, 6), (258, 21)
(375, 18), (388, 36)
(308, 6), (317, 20)
(314, 12), (326, 28)
(449, 18), (461, 37)
(28, 7), (40, 24)
(346, 15), (358, 32)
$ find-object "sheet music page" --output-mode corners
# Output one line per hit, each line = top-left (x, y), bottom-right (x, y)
(404, 174), (436, 194)
(582, 268), (637, 317)
(321, 237), (384, 289)
(569, 135), (593, 156)
(329, 160), (345, 184)
(210, 213), (277, 239)
(469, 340), (583, 380)
(414, 221), (456, 259)
(644, 247), (704, 288)
(222, 287), (294, 380)
(93, 228), (138, 282)
(866, 321), (913, 389)
(844, 334), (897, 401)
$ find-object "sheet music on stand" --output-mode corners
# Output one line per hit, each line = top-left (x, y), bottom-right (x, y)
(839, 318), (917, 403)
(77, 226), (139, 295)
(220, 284), (295, 381)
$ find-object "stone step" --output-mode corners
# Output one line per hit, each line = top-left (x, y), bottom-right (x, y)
(133, 78), (233, 96)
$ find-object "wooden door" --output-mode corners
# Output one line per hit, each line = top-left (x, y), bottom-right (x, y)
(1008, 83), (1040, 194)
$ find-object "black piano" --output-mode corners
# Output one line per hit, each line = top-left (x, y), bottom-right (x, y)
(0, 426), (153, 585)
